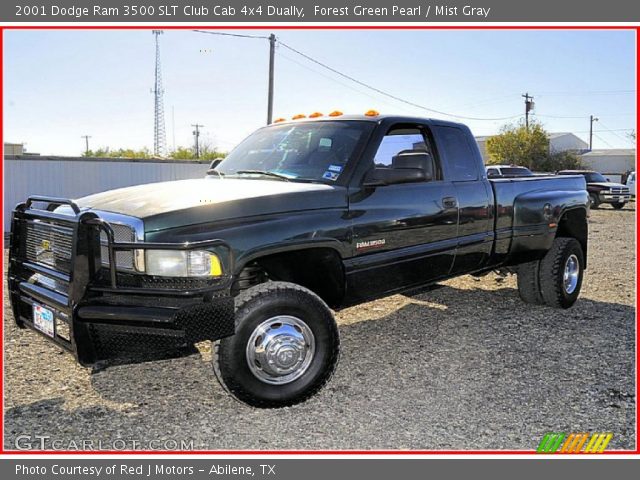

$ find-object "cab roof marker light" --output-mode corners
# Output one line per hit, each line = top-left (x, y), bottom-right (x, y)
(292, 114), (306, 120)
(328, 110), (343, 117)
(364, 109), (380, 117)
(309, 112), (323, 118)
(273, 118), (286, 123)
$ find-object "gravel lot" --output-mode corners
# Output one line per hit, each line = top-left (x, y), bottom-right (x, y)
(3, 207), (636, 451)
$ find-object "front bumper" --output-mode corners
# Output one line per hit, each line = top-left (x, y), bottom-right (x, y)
(8, 197), (235, 366)
(599, 193), (631, 204)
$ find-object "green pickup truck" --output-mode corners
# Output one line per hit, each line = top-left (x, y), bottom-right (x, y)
(9, 114), (589, 407)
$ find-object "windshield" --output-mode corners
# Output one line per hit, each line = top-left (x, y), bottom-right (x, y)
(584, 172), (608, 183)
(215, 121), (374, 183)
(559, 171), (608, 183)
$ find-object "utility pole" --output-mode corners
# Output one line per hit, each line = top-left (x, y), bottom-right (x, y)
(522, 93), (535, 130)
(266, 34), (276, 125)
(589, 115), (599, 151)
(192, 124), (204, 158)
(81, 135), (91, 156)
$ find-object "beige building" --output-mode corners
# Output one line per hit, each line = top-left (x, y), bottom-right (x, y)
(4, 143), (25, 155)
(579, 149), (636, 178)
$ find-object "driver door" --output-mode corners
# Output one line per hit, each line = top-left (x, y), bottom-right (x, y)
(344, 124), (459, 302)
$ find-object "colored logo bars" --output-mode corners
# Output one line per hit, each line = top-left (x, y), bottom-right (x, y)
(537, 433), (613, 453)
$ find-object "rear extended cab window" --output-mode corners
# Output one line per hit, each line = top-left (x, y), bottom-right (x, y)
(431, 126), (481, 182)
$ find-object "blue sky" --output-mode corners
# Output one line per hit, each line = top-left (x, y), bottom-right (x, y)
(3, 29), (636, 156)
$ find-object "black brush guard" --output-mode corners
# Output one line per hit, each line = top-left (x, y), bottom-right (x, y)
(8, 196), (236, 366)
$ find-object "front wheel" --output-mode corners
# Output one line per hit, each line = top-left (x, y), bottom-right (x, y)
(214, 282), (340, 408)
(539, 238), (585, 309)
(612, 202), (625, 210)
(589, 194), (600, 209)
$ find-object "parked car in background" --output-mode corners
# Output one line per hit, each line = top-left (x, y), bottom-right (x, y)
(626, 171), (635, 196)
(557, 170), (631, 209)
(486, 165), (534, 178)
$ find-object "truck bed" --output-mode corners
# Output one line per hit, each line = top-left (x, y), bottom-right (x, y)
(489, 174), (589, 262)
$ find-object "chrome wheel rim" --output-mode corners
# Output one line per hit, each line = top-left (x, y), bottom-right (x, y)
(563, 254), (580, 294)
(246, 315), (315, 385)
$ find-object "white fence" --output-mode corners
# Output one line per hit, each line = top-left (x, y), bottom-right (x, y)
(3, 156), (210, 232)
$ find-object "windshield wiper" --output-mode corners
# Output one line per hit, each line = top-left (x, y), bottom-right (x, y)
(234, 170), (291, 182)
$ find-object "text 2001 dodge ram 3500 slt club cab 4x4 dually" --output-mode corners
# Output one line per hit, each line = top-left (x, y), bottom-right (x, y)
(9, 114), (589, 407)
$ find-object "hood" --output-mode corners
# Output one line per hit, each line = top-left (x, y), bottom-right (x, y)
(76, 178), (347, 232)
(589, 182), (627, 189)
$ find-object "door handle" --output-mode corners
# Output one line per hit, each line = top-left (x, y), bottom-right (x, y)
(442, 197), (458, 209)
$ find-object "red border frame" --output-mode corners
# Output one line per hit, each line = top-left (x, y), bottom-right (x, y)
(0, 24), (638, 456)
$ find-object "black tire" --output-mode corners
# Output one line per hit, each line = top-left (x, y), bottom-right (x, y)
(517, 260), (544, 305)
(539, 238), (584, 309)
(612, 202), (625, 210)
(214, 282), (340, 408)
(589, 193), (600, 209)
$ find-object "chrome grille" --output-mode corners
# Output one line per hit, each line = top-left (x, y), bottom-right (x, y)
(610, 187), (629, 195)
(100, 223), (136, 270)
(24, 221), (73, 273)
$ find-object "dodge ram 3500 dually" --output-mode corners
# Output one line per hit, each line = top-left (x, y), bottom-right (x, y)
(9, 114), (589, 407)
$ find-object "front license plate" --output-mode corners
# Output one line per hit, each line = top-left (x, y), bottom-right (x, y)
(33, 304), (54, 337)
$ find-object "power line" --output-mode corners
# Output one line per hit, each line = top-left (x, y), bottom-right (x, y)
(193, 29), (275, 124)
(592, 132), (613, 148)
(276, 50), (420, 114)
(532, 113), (589, 119)
(533, 112), (636, 120)
(572, 128), (635, 134)
(535, 89), (635, 96)
(192, 29), (269, 40)
(191, 32), (632, 127)
(596, 120), (636, 145)
(278, 40), (522, 122)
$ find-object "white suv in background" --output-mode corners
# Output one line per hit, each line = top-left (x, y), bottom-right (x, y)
(626, 172), (635, 196)
(486, 165), (534, 178)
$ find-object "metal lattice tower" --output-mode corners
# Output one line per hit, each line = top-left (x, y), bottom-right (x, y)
(152, 30), (167, 157)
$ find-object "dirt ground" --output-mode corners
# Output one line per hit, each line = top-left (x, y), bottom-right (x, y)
(3, 206), (636, 451)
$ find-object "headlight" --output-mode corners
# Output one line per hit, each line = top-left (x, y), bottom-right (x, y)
(145, 250), (223, 277)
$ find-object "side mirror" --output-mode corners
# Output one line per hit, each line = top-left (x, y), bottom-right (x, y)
(606, 178), (611, 182)
(364, 167), (431, 187)
(207, 158), (224, 175)
(364, 151), (434, 186)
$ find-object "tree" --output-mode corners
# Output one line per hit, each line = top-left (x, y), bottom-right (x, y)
(168, 142), (226, 161)
(537, 151), (583, 172)
(81, 143), (227, 161)
(82, 147), (153, 159)
(486, 121), (549, 169)
(486, 120), (583, 172)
